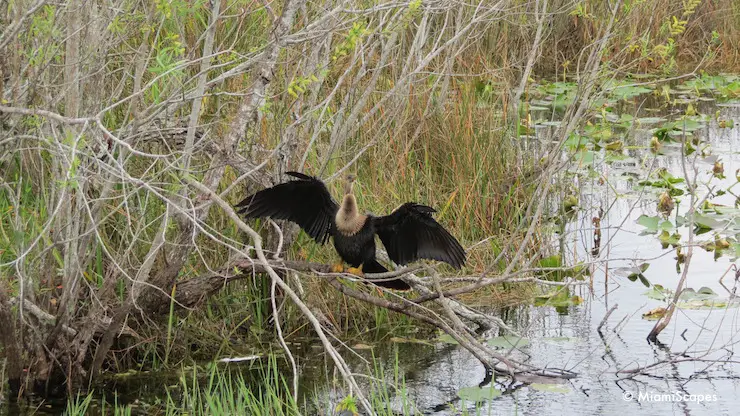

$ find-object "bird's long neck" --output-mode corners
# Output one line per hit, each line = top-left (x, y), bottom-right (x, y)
(335, 194), (366, 235)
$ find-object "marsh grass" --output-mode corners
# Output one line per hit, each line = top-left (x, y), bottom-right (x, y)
(3, 0), (740, 409)
(60, 352), (428, 415)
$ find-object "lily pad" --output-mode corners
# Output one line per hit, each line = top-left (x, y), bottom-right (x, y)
(644, 284), (672, 301)
(487, 336), (529, 349)
(458, 385), (502, 402)
(637, 215), (660, 232)
(679, 287), (718, 301)
(677, 299), (733, 309)
(530, 383), (571, 394)
(612, 85), (653, 100)
(693, 213), (726, 230)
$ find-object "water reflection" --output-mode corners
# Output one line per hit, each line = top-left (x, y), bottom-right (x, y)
(310, 101), (740, 415)
(4, 102), (739, 416)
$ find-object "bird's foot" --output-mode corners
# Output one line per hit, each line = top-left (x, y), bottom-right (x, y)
(345, 266), (364, 276)
(330, 263), (345, 273)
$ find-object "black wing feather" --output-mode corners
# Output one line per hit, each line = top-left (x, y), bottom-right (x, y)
(235, 172), (338, 244)
(374, 203), (466, 269)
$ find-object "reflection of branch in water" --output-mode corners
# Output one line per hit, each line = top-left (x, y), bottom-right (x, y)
(617, 355), (740, 380)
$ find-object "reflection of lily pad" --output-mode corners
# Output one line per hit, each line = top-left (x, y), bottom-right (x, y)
(487, 336), (529, 349)
(613, 263), (651, 287)
(458, 385), (502, 402)
(530, 383), (571, 394)
(535, 292), (584, 307)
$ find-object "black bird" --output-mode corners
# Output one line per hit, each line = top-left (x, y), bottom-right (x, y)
(235, 172), (466, 290)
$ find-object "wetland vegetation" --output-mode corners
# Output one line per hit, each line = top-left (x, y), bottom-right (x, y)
(1, 0), (740, 414)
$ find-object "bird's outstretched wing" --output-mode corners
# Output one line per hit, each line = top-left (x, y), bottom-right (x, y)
(373, 203), (466, 269)
(235, 172), (338, 243)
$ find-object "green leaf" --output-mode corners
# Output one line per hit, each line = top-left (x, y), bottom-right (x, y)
(486, 336), (529, 349)
(637, 215), (660, 232)
(693, 213), (725, 230)
(458, 385), (502, 402)
(530, 383), (571, 394)
(644, 285), (672, 301)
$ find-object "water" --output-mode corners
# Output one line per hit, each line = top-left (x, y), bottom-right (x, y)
(3, 94), (739, 416)
(343, 99), (740, 415)
(304, 98), (740, 415)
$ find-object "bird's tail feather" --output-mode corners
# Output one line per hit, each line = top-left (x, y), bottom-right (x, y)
(363, 259), (411, 290)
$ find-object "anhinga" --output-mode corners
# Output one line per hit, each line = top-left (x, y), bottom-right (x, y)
(235, 172), (466, 290)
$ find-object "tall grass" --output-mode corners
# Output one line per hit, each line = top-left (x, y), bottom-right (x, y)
(2, 0), (739, 403)
(62, 353), (427, 415)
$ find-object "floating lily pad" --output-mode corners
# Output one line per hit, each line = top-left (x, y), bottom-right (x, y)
(610, 85), (653, 100)
(458, 385), (502, 402)
(679, 287), (718, 301)
(487, 336), (529, 349)
(644, 284), (672, 301)
(677, 299), (733, 309)
(530, 383), (571, 394)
